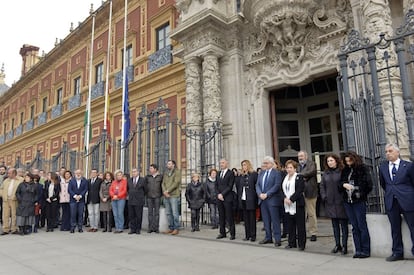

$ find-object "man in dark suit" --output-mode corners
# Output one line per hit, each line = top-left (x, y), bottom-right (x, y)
(127, 168), (146, 234)
(256, 156), (283, 246)
(379, 143), (414, 261)
(68, 169), (88, 233)
(87, 168), (102, 232)
(216, 158), (236, 240)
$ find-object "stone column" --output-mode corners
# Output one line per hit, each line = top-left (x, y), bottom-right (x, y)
(184, 57), (203, 173)
(361, 0), (409, 157)
(202, 53), (222, 167)
(202, 53), (222, 129)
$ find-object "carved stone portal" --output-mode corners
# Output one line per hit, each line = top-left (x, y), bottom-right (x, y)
(244, 0), (351, 71)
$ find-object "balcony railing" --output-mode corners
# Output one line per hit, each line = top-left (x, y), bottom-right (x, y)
(51, 104), (63, 119)
(6, 130), (13, 141)
(38, 112), (47, 126)
(25, 119), (34, 131)
(0, 135), (4, 145)
(114, 65), (134, 90)
(148, 44), (172, 72)
(15, 125), (23, 137)
(91, 81), (105, 100)
(68, 94), (81, 111)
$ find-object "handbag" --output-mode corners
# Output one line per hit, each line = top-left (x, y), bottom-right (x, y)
(34, 204), (41, 215)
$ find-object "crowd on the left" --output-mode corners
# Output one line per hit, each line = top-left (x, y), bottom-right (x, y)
(0, 164), (169, 236)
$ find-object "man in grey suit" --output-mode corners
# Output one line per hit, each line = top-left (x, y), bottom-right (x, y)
(298, 150), (318, 241)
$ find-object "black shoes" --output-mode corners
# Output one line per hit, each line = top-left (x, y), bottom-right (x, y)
(216, 234), (226, 239)
(229, 236), (235, 240)
(342, 247), (348, 255)
(250, 237), (256, 242)
(70, 229), (75, 233)
(78, 229), (83, 233)
(310, 235), (317, 242)
(353, 253), (370, 259)
(128, 231), (135, 234)
(274, 241), (281, 247)
(386, 254), (404, 262)
(331, 245), (342, 253)
(259, 239), (273, 244)
(285, 245), (297, 249)
(0, 232), (8, 235)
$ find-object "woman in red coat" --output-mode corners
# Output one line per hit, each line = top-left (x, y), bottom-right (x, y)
(109, 170), (127, 233)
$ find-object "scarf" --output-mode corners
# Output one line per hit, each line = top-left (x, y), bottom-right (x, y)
(282, 172), (297, 215)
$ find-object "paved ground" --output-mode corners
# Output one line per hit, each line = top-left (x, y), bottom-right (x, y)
(0, 218), (413, 275)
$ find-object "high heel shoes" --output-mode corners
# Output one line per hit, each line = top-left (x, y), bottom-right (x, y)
(331, 245), (342, 253)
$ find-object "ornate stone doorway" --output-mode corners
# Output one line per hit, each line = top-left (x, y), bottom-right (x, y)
(270, 75), (343, 166)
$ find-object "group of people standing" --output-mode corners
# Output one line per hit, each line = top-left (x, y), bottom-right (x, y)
(0, 160), (182, 237)
(194, 144), (413, 261)
(1, 144), (414, 262)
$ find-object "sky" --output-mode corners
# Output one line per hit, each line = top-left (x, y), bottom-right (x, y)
(0, 0), (104, 86)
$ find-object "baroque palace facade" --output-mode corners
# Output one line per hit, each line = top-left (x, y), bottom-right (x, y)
(0, 0), (186, 172)
(172, 0), (414, 171)
(1, 0), (414, 174)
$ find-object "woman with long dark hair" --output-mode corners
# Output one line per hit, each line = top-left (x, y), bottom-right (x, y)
(320, 154), (348, 254)
(340, 151), (373, 259)
(44, 172), (61, 232)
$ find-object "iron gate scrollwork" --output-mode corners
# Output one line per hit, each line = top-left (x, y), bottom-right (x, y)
(337, 9), (414, 213)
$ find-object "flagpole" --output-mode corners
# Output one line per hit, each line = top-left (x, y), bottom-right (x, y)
(120, 0), (128, 172)
(85, 11), (96, 179)
(102, 0), (113, 173)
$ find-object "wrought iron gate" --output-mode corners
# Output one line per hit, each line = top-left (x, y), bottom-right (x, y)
(337, 10), (414, 213)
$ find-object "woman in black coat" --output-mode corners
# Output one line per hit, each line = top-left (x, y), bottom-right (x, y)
(320, 154), (348, 254)
(44, 172), (61, 232)
(282, 160), (306, 250)
(236, 160), (258, 242)
(340, 151), (373, 259)
(185, 173), (205, 232)
(205, 169), (219, 229)
(16, 172), (38, 235)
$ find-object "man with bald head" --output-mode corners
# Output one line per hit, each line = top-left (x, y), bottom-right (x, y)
(1, 168), (23, 235)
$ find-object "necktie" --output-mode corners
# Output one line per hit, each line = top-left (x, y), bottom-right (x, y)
(221, 171), (224, 179)
(262, 170), (269, 190)
(134, 178), (137, 187)
(392, 163), (397, 181)
(92, 178), (95, 185)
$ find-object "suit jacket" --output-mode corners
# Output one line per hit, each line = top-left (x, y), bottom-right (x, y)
(68, 177), (88, 203)
(0, 177), (23, 201)
(44, 181), (61, 202)
(87, 177), (103, 204)
(236, 172), (258, 210)
(297, 160), (318, 198)
(127, 176), (146, 206)
(215, 169), (235, 202)
(379, 159), (414, 212)
(256, 168), (283, 206)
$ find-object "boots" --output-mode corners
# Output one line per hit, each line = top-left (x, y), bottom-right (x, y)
(102, 214), (107, 232)
(191, 219), (196, 232)
(342, 245), (348, 255)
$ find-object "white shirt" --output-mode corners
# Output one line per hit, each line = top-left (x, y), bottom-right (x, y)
(388, 158), (401, 179)
(7, 179), (15, 198)
(220, 169), (228, 179)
